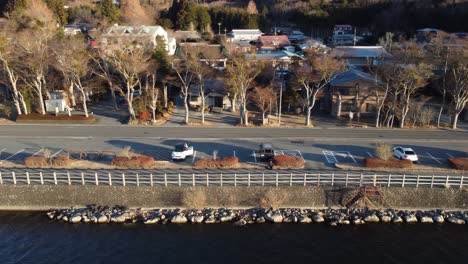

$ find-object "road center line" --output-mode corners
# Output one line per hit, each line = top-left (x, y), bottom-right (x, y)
(426, 152), (442, 164)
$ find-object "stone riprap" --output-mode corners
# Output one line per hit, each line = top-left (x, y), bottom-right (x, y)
(47, 205), (468, 226)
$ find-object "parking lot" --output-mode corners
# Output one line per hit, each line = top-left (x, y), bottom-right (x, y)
(0, 138), (466, 169)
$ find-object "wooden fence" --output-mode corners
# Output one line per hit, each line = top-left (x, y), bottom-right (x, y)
(0, 171), (466, 189)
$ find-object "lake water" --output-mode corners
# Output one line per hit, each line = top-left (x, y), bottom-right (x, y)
(1, 212), (467, 264)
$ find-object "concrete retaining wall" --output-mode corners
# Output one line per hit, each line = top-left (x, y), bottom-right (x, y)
(0, 185), (466, 210)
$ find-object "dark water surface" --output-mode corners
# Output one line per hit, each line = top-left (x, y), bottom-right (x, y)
(1, 211), (467, 264)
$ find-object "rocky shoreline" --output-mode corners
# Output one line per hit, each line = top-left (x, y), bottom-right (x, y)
(47, 205), (468, 226)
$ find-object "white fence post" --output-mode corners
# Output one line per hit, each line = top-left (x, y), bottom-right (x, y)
(206, 173), (209, 187)
(0, 171), (3, 184)
(373, 174), (377, 187)
(136, 173), (139, 186)
(234, 173), (237, 187)
(262, 173), (265, 186)
(317, 173), (320, 186)
(430, 175), (434, 188)
(446, 175), (449, 187)
(248, 173), (251, 187)
(40, 171), (44, 185)
(416, 175), (420, 188)
(108, 172), (112, 186)
(275, 172), (278, 187)
(345, 173), (348, 187)
(164, 173), (168, 187)
(290, 173), (292, 187)
(12, 172), (16, 185)
(53, 172), (57, 185)
(81, 172), (85, 185)
(122, 173), (126, 186)
(220, 173), (223, 187)
(192, 173), (195, 187)
(178, 173), (181, 186)
(95, 172), (99, 186)
(150, 174), (153, 187)
(460, 175), (464, 189)
(26, 172), (30, 185)
(402, 174), (406, 187)
(387, 174), (391, 187)
(331, 172), (334, 186)
(359, 173), (363, 187)
(67, 172), (71, 185)
(304, 173), (307, 187)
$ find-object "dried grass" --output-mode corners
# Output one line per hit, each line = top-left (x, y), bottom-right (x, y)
(111, 155), (155, 169)
(24, 156), (48, 167)
(374, 143), (393, 161)
(448, 158), (468, 170)
(194, 157), (239, 169)
(180, 188), (207, 209)
(365, 158), (413, 168)
(259, 189), (289, 209)
(272, 155), (304, 169)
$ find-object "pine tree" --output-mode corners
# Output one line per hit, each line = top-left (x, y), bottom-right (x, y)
(98, 0), (121, 23)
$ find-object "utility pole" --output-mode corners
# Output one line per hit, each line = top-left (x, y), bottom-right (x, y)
(278, 77), (283, 125)
(218, 23), (222, 35)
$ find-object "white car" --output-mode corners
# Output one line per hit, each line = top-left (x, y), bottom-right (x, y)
(393, 146), (418, 162)
(171, 143), (194, 160)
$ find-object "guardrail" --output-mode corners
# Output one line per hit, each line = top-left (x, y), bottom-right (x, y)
(0, 171), (466, 189)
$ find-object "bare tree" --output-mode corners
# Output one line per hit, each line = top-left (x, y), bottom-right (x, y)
(374, 83), (390, 128)
(295, 52), (344, 126)
(171, 48), (195, 124)
(90, 50), (119, 111)
(251, 85), (277, 125)
(447, 62), (468, 129)
(189, 47), (215, 124)
(16, 29), (52, 115)
(102, 43), (150, 121)
(54, 36), (91, 117)
(0, 35), (28, 115)
(225, 55), (262, 125)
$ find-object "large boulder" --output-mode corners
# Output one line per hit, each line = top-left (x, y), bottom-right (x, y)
(265, 212), (283, 223)
(189, 215), (204, 224)
(403, 214), (418, 223)
(171, 214), (188, 224)
(312, 214), (325, 223)
(364, 214), (380, 223)
(69, 214), (82, 224)
(433, 215), (445, 224)
(110, 213), (126, 223)
(299, 216), (312, 223)
(447, 217), (465, 225)
(419, 216), (433, 224)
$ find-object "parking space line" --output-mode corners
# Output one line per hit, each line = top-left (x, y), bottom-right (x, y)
(297, 150), (304, 160)
(50, 149), (63, 158)
(366, 152), (373, 158)
(233, 150), (236, 157)
(252, 151), (257, 162)
(347, 152), (357, 163)
(3, 149), (25, 161)
(191, 151), (197, 163)
(322, 150), (338, 164)
(32, 149), (43, 156)
(446, 153), (454, 158)
(426, 152), (442, 164)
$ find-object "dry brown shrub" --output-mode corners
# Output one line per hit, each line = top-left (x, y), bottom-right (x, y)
(272, 155), (304, 169)
(448, 158), (468, 170)
(117, 146), (133, 158)
(194, 157), (239, 169)
(120, 0), (153, 25)
(375, 143), (393, 161)
(259, 189), (289, 210)
(111, 156), (155, 168)
(181, 188), (207, 209)
(365, 158), (413, 168)
(50, 156), (73, 167)
(24, 156), (48, 168)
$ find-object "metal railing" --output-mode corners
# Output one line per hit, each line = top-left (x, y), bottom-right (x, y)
(0, 171), (466, 189)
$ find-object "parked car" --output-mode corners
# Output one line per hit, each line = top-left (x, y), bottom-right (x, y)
(171, 143), (194, 160)
(393, 146), (418, 162)
(256, 143), (275, 161)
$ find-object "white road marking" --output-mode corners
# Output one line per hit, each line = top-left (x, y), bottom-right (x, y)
(426, 152), (442, 164)
(346, 152), (357, 163)
(322, 150), (338, 164)
(191, 151), (197, 163)
(50, 149), (63, 158)
(32, 149), (43, 156)
(233, 150), (236, 157)
(297, 150), (304, 160)
(446, 153), (454, 158)
(252, 150), (257, 163)
(366, 152), (373, 158)
(3, 149), (25, 161)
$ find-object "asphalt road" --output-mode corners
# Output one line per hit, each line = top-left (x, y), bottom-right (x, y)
(0, 124), (466, 171)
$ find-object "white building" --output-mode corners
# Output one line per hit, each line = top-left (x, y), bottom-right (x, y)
(229, 29), (263, 42)
(102, 25), (176, 55)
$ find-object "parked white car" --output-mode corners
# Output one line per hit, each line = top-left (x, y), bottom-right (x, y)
(171, 143), (194, 160)
(393, 146), (418, 162)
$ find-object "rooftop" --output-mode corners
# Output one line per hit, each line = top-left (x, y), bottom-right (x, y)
(334, 46), (391, 58)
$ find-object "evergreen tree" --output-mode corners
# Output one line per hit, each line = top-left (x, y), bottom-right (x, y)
(44, 0), (67, 25)
(5, 0), (27, 14)
(98, 0), (121, 23)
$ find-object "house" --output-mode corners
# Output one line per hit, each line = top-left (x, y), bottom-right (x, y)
(101, 25), (176, 55)
(229, 29), (263, 42)
(326, 67), (383, 117)
(333, 25), (353, 35)
(189, 79), (231, 110)
(258, 35), (290, 51)
(177, 42), (228, 70)
(334, 46), (391, 66)
(415, 28), (446, 43)
(245, 50), (304, 70)
(45, 91), (70, 113)
(225, 40), (256, 54)
(288, 31), (307, 43)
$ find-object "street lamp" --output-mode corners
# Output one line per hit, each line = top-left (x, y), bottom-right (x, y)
(217, 22), (222, 35)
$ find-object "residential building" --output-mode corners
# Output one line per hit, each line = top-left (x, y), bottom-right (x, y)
(225, 40), (256, 54)
(229, 29), (263, 42)
(174, 30), (202, 42)
(101, 25), (176, 55)
(288, 31), (307, 43)
(258, 35), (290, 51)
(334, 46), (391, 66)
(189, 79), (231, 110)
(177, 42), (228, 70)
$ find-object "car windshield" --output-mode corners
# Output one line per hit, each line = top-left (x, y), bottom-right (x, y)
(175, 145), (185, 151)
(404, 150), (416, 155)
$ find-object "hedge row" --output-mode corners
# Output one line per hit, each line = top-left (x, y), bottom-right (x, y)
(24, 156), (73, 168)
(448, 158), (468, 170)
(194, 157), (239, 169)
(111, 156), (155, 169)
(17, 114), (95, 121)
(365, 158), (413, 168)
(272, 155), (305, 169)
